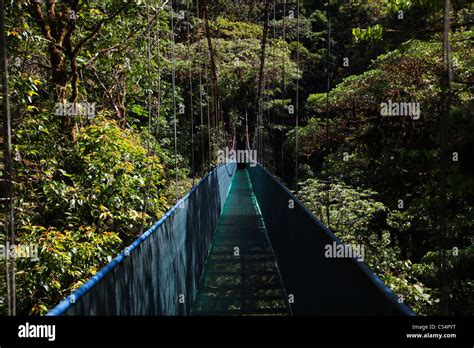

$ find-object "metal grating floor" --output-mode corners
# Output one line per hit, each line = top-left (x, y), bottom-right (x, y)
(191, 169), (290, 316)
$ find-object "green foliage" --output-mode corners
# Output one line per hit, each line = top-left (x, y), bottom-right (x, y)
(16, 114), (169, 241)
(71, 117), (168, 237)
(299, 24), (473, 315)
(352, 24), (383, 43)
(17, 225), (121, 315)
(210, 17), (263, 39)
(4, 0), (472, 317)
(413, 246), (474, 314)
(13, 112), (169, 313)
(385, 0), (444, 12)
(298, 178), (432, 313)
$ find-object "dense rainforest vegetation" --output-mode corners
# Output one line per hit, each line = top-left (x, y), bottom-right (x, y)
(0, 0), (472, 315)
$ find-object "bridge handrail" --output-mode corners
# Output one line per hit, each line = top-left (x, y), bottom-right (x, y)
(248, 164), (415, 316)
(47, 163), (236, 316)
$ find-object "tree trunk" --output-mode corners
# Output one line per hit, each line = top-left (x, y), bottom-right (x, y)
(203, 0), (222, 134)
(254, 0), (270, 148)
(0, 0), (15, 315)
(439, 0), (451, 315)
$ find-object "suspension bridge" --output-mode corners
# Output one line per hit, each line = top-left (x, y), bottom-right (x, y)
(45, 0), (414, 317)
(47, 162), (413, 316)
(0, 1), (416, 316)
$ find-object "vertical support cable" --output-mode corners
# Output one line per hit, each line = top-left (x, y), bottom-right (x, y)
(156, 1), (162, 141)
(272, 1), (277, 173)
(170, 2), (179, 203)
(439, 0), (451, 314)
(206, 64), (211, 167)
(245, 111), (250, 150)
(281, 0), (286, 178)
(187, 0), (195, 185)
(263, 2), (271, 168)
(282, 0), (286, 90)
(256, 0), (270, 164)
(325, 4), (331, 228)
(0, 0), (15, 315)
(199, 68), (204, 171)
(197, 0), (205, 172)
(203, 0), (219, 154)
(295, 0), (300, 186)
(262, 3), (271, 168)
(140, 1), (154, 235)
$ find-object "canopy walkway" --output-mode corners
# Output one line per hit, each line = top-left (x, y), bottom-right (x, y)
(192, 170), (290, 316)
(47, 163), (413, 316)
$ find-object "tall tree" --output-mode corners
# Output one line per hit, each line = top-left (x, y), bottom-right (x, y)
(1, 0), (15, 315)
(27, 0), (129, 103)
(203, 0), (221, 138)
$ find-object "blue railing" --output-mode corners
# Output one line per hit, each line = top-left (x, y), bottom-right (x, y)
(248, 164), (414, 315)
(47, 163), (236, 315)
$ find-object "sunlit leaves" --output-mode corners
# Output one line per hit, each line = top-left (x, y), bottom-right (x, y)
(352, 24), (383, 43)
(17, 225), (122, 315)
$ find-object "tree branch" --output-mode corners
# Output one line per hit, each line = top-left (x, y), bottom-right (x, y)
(72, 2), (130, 58)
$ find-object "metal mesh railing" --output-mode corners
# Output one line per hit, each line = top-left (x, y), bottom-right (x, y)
(247, 164), (414, 315)
(192, 170), (290, 316)
(47, 163), (236, 316)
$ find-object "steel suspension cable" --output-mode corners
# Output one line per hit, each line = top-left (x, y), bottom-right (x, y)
(295, 0), (300, 186)
(326, 5), (332, 228)
(155, 2), (164, 141)
(170, 2), (179, 203)
(197, 0), (205, 172)
(272, 1), (277, 173)
(199, 67), (204, 171)
(1, 0), (15, 315)
(256, 0), (271, 163)
(140, 1), (154, 235)
(203, 0), (219, 156)
(265, 2), (272, 167)
(206, 63), (211, 167)
(281, 0), (286, 178)
(187, 0), (195, 185)
(262, 3), (271, 167)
